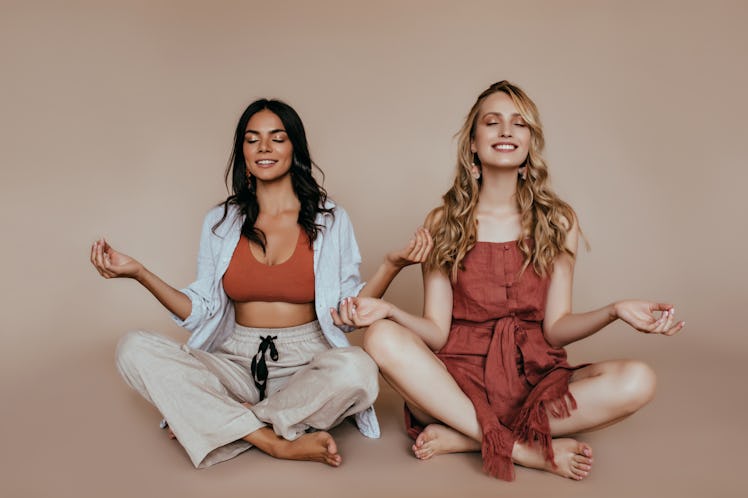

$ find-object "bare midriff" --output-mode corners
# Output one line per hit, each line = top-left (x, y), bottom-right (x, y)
(233, 301), (317, 328)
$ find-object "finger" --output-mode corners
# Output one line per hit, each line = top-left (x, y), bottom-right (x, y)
(338, 298), (355, 326)
(649, 302), (673, 313)
(94, 239), (107, 272)
(415, 230), (433, 261)
(412, 228), (428, 263)
(403, 236), (417, 258)
(660, 308), (676, 333)
(664, 321), (685, 336)
(330, 307), (344, 326)
(407, 231), (424, 260)
(90, 240), (104, 273)
(415, 228), (434, 260)
(650, 310), (670, 334)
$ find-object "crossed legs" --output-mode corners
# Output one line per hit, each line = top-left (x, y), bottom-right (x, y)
(363, 319), (656, 480)
(116, 330), (377, 468)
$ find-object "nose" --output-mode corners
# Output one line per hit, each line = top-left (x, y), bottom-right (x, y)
(258, 136), (273, 152)
(499, 122), (512, 137)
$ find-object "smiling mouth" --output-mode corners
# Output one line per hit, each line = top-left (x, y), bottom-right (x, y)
(256, 159), (277, 166)
(493, 143), (517, 151)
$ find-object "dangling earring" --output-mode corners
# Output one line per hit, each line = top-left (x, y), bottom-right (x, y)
(519, 165), (528, 181)
(471, 153), (481, 180)
(471, 163), (481, 180)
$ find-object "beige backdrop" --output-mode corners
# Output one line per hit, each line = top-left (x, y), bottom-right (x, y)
(1, 1), (746, 497)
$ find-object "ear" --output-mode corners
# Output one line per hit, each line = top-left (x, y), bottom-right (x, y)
(470, 140), (476, 153)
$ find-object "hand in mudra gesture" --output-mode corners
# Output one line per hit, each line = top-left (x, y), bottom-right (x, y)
(90, 238), (144, 279)
(614, 300), (685, 336)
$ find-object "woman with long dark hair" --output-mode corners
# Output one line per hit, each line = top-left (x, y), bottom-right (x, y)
(334, 81), (684, 480)
(90, 99), (431, 468)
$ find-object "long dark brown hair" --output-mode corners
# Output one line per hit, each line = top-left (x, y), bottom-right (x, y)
(214, 99), (333, 251)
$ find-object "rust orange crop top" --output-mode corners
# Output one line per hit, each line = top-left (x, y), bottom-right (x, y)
(222, 229), (315, 304)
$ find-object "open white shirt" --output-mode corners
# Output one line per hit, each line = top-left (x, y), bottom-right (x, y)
(171, 200), (379, 438)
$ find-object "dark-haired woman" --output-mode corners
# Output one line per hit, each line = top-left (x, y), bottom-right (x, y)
(334, 81), (684, 480)
(90, 99), (431, 468)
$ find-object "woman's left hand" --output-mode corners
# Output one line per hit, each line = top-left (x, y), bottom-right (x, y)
(331, 297), (393, 328)
(613, 300), (685, 336)
(385, 227), (433, 269)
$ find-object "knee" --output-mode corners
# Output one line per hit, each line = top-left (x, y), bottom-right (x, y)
(330, 347), (379, 404)
(614, 360), (657, 412)
(115, 330), (154, 372)
(362, 319), (408, 367)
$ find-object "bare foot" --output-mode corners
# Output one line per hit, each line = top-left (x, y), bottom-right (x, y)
(513, 438), (593, 480)
(412, 424), (480, 460)
(271, 431), (342, 467)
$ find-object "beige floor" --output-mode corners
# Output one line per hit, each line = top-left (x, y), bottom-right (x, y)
(2, 330), (744, 498)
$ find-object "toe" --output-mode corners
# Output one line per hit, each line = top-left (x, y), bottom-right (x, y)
(414, 447), (433, 460)
(579, 443), (593, 458)
(415, 433), (428, 448)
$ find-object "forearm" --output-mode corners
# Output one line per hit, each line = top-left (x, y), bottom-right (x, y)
(135, 267), (192, 320)
(544, 303), (617, 348)
(358, 259), (402, 299)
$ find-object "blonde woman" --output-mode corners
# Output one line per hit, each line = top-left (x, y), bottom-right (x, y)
(333, 81), (684, 481)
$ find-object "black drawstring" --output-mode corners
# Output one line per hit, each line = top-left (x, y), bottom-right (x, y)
(250, 335), (278, 401)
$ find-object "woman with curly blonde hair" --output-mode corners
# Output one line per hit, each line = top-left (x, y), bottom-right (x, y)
(334, 81), (684, 481)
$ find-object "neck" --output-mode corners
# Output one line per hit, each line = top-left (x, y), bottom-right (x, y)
(255, 174), (300, 216)
(477, 166), (520, 213)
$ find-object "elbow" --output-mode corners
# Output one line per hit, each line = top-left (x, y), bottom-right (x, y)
(425, 331), (449, 351)
(543, 329), (566, 349)
(546, 337), (566, 349)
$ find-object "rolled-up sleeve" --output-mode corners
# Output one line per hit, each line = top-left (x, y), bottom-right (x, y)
(171, 209), (220, 332)
(334, 207), (366, 302)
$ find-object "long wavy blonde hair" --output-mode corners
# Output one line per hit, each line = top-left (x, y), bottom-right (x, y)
(427, 80), (578, 281)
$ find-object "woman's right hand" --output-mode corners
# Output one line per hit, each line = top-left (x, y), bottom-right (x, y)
(331, 296), (394, 329)
(385, 226), (433, 269)
(90, 238), (144, 280)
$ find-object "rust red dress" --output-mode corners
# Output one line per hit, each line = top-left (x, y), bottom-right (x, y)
(406, 240), (580, 481)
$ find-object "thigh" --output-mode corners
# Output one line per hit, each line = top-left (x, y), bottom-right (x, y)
(365, 319), (482, 441)
(549, 360), (652, 436)
(186, 345), (260, 404)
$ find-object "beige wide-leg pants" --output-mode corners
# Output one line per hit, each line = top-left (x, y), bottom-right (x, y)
(115, 321), (378, 468)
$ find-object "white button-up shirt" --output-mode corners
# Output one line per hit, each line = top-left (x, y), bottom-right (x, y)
(171, 200), (379, 438)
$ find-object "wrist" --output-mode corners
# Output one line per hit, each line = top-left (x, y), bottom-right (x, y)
(385, 302), (398, 319)
(383, 254), (403, 272)
(608, 302), (620, 322)
(133, 265), (148, 283)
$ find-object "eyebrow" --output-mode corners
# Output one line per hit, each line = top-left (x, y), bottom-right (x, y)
(482, 112), (524, 119)
(244, 128), (287, 135)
